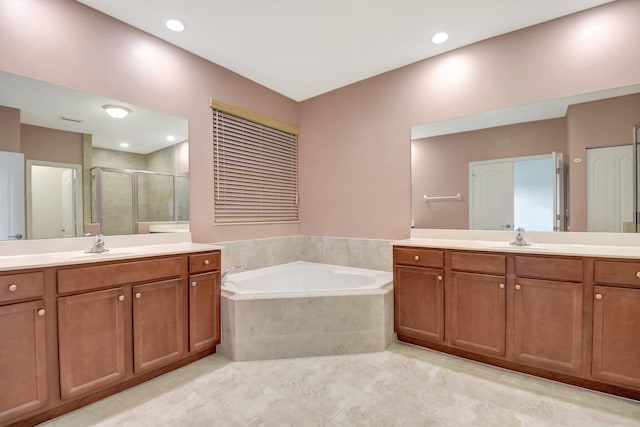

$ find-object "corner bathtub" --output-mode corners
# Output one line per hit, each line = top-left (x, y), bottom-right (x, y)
(219, 261), (394, 361)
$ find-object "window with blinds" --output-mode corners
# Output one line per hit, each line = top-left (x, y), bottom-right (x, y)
(212, 104), (299, 223)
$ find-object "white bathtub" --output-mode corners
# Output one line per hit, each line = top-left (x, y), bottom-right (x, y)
(219, 262), (394, 361)
(223, 261), (392, 296)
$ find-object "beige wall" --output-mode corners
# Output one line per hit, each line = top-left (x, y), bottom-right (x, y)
(2, 0), (639, 242)
(0, 105), (20, 152)
(298, 0), (640, 239)
(567, 92), (640, 231)
(21, 124), (83, 164)
(411, 118), (567, 229)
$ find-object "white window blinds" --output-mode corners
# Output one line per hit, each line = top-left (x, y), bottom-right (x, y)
(212, 106), (299, 223)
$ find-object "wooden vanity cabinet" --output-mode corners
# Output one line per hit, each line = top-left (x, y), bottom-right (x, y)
(57, 288), (126, 399)
(394, 247), (444, 343)
(592, 260), (640, 389)
(448, 252), (507, 357)
(133, 279), (184, 373)
(592, 285), (640, 389)
(511, 256), (585, 376)
(394, 245), (640, 400)
(189, 251), (221, 352)
(0, 296), (48, 424)
(1, 249), (222, 426)
(57, 256), (187, 399)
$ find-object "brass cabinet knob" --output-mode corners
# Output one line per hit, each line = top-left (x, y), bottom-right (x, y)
(499, 283), (505, 289)
(595, 293), (602, 300)
(437, 275), (443, 281)
(135, 292), (142, 299)
(204, 259), (210, 265)
(414, 255), (420, 261)
(118, 295), (125, 302)
(191, 281), (197, 287)
(37, 309), (45, 316)
(515, 284), (521, 290)
(8, 284), (17, 292)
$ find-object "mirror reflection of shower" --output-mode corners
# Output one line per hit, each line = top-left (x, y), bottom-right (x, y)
(90, 166), (189, 235)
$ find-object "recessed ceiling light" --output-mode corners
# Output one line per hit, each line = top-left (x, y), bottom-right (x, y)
(103, 105), (131, 119)
(432, 31), (449, 44)
(166, 135), (176, 142)
(166, 19), (185, 32)
(120, 142), (129, 148)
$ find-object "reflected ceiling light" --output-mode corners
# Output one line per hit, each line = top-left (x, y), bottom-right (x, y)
(432, 31), (449, 44)
(103, 105), (131, 119)
(166, 135), (176, 142)
(166, 19), (185, 32)
(120, 142), (129, 148)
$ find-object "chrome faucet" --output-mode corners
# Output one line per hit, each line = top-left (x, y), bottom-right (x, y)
(85, 234), (109, 253)
(222, 265), (247, 284)
(509, 227), (531, 246)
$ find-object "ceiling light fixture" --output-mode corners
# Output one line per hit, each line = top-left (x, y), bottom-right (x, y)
(166, 19), (185, 32)
(166, 135), (176, 142)
(432, 31), (449, 44)
(120, 142), (129, 148)
(103, 105), (131, 119)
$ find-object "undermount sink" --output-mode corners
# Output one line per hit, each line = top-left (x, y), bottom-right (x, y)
(62, 250), (138, 260)
(483, 242), (549, 251)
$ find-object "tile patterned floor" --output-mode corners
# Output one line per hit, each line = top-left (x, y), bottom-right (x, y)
(41, 343), (640, 426)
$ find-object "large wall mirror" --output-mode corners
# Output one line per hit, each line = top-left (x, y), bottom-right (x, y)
(411, 84), (640, 233)
(0, 71), (189, 241)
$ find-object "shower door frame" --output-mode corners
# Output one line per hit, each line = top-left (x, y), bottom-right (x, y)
(91, 166), (187, 235)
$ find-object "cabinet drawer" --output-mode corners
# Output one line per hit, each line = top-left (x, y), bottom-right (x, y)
(0, 272), (45, 303)
(189, 251), (221, 274)
(515, 256), (582, 282)
(394, 247), (443, 268)
(450, 251), (506, 275)
(58, 256), (185, 294)
(594, 260), (640, 287)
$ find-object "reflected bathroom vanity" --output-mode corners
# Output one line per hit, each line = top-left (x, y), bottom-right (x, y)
(393, 230), (640, 400)
(0, 234), (221, 426)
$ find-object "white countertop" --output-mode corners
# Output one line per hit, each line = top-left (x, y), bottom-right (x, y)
(396, 228), (640, 258)
(0, 233), (222, 272)
(394, 238), (640, 258)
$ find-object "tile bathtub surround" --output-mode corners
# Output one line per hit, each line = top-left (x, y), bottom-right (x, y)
(217, 235), (393, 272)
(220, 288), (394, 361)
(41, 343), (640, 427)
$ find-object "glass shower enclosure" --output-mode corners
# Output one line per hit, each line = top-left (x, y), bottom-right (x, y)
(90, 167), (189, 235)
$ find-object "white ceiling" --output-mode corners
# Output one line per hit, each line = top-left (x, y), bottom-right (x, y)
(77, 0), (614, 101)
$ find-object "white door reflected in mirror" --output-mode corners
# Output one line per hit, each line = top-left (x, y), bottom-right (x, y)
(469, 153), (559, 232)
(27, 160), (83, 239)
(586, 145), (633, 232)
(0, 151), (25, 240)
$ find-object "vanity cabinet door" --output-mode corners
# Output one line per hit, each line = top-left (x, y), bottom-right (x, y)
(394, 265), (444, 343)
(133, 279), (184, 373)
(448, 272), (506, 357)
(592, 286), (640, 389)
(58, 288), (126, 400)
(0, 300), (48, 424)
(189, 272), (220, 352)
(512, 278), (584, 376)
